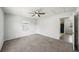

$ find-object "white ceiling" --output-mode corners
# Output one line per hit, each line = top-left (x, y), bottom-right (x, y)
(2, 7), (76, 18)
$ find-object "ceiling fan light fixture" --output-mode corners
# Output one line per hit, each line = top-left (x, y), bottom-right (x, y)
(30, 9), (45, 17)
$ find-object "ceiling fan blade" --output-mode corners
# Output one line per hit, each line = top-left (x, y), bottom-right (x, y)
(35, 11), (39, 14)
(39, 13), (45, 15)
(38, 14), (40, 17)
(32, 14), (35, 17)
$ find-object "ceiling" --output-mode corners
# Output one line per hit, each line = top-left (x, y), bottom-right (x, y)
(2, 7), (76, 18)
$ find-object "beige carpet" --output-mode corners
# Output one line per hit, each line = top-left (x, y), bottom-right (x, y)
(1, 34), (73, 52)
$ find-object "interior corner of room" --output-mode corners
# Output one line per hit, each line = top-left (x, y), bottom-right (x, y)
(0, 7), (79, 52)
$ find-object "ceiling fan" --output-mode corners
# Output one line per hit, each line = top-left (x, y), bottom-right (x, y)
(30, 9), (45, 17)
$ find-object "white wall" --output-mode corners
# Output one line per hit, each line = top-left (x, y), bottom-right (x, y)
(0, 8), (4, 50)
(64, 18), (72, 34)
(37, 17), (60, 39)
(4, 14), (36, 40)
(4, 11), (74, 43)
(37, 12), (74, 40)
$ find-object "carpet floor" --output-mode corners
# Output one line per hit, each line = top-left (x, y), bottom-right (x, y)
(1, 34), (73, 52)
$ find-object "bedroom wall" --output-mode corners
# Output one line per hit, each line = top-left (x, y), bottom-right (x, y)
(37, 12), (74, 40)
(4, 14), (36, 40)
(4, 11), (74, 42)
(37, 17), (60, 39)
(0, 8), (4, 50)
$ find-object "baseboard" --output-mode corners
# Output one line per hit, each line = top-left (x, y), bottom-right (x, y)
(4, 33), (36, 41)
(36, 33), (59, 40)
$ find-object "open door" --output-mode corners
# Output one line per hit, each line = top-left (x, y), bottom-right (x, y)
(74, 13), (79, 51)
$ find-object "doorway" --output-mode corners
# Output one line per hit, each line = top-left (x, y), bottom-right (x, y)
(60, 17), (74, 43)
